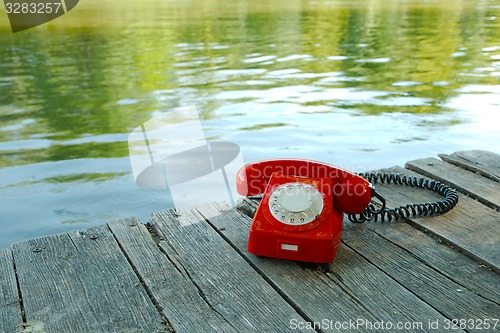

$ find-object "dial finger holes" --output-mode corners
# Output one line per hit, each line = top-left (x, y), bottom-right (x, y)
(269, 183), (324, 225)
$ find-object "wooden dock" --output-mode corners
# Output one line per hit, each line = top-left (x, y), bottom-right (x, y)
(1, 150), (499, 333)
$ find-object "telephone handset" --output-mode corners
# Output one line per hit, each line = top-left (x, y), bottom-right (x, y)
(236, 159), (374, 263)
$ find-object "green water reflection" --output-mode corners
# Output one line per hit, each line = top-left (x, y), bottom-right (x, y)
(0, 0), (499, 246)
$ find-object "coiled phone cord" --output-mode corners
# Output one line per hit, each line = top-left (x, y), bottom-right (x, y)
(348, 173), (459, 223)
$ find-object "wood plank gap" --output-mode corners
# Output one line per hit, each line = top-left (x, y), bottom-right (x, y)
(151, 208), (314, 332)
(350, 205), (467, 264)
(155, 239), (190, 276)
(154, 238), (237, 329)
(340, 223), (499, 323)
(153, 211), (322, 332)
(439, 155), (500, 183)
(361, 220), (500, 304)
(12, 252), (26, 325)
(439, 151), (500, 183)
(156, 242), (240, 332)
(403, 217), (499, 275)
(238, 197), (489, 280)
(196, 202), (454, 332)
(366, 227), (499, 306)
(106, 220), (174, 333)
(237, 196), (499, 317)
(374, 166), (499, 272)
(405, 158), (499, 211)
(109, 217), (249, 332)
(66, 233), (80, 254)
(240, 197), (488, 276)
(356, 228), (443, 275)
(12, 227), (167, 332)
(239, 188), (500, 282)
(339, 240), (449, 320)
(193, 206), (323, 332)
(318, 254), (380, 320)
(384, 200), (499, 275)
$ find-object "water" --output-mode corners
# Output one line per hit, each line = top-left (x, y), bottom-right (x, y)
(0, 0), (499, 248)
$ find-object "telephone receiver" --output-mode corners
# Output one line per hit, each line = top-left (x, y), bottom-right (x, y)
(236, 159), (374, 263)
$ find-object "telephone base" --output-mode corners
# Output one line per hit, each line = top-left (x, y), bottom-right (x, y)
(247, 225), (342, 264)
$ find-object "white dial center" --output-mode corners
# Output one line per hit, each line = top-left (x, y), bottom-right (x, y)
(279, 186), (313, 212)
(268, 183), (324, 225)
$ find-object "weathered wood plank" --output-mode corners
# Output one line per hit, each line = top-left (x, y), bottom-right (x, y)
(351, 221), (500, 304)
(195, 202), (457, 333)
(236, 196), (500, 326)
(151, 209), (310, 332)
(405, 157), (500, 210)
(376, 166), (499, 272)
(439, 150), (500, 182)
(0, 248), (22, 333)
(107, 217), (238, 333)
(342, 221), (500, 322)
(11, 226), (167, 333)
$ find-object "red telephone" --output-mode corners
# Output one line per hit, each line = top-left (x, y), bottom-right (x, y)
(236, 159), (373, 263)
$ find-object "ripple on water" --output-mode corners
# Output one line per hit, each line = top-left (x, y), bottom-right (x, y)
(243, 55), (277, 64)
(355, 57), (391, 63)
(391, 81), (423, 87)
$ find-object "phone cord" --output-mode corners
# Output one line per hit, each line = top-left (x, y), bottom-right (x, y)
(347, 173), (459, 223)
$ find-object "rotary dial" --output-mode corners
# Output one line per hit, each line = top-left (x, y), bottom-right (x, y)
(268, 183), (324, 225)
